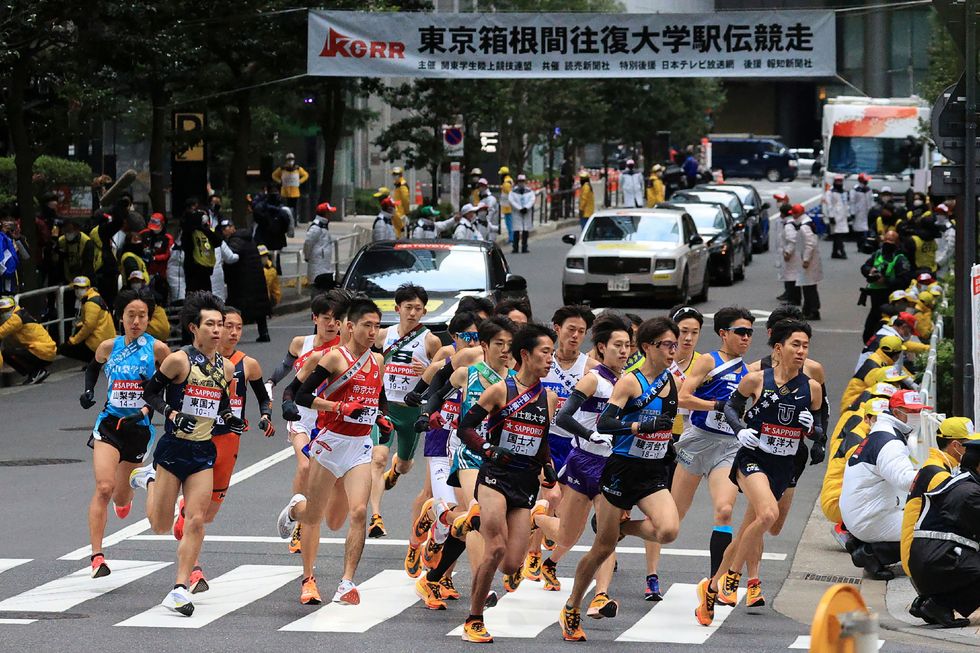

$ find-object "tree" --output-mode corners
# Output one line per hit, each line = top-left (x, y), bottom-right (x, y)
(918, 10), (961, 105)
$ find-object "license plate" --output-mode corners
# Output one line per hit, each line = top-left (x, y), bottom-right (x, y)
(607, 276), (630, 292)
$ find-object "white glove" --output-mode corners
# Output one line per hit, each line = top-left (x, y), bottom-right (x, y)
(264, 380), (274, 403)
(798, 409), (814, 432)
(589, 431), (613, 448)
(737, 428), (760, 449)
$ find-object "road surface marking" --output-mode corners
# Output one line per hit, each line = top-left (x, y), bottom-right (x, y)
(788, 634), (884, 649)
(615, 582), (744, 643)
(59, 446), (294, 560)
(447, 576), (589, 638)
(116, 564), (301, 629)
(280, 569), (419, 633)
(0, 560), (170, 613)
(0, 560), (31, 575)
(123, 536), (786, 560)
(0, 618), (36, 625)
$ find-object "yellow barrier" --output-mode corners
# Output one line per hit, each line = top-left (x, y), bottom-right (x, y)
(810, 584), (871, 653)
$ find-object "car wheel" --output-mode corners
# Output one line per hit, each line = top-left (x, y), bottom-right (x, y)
(765, 168), (781, 182)
(692, 269), (709, 303)
(673, 269), (690, 304)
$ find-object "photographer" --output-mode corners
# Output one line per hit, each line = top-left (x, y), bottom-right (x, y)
(859, 229), (912, 343)
(303, 202), (337, 291)
(180, 197), (221, 293)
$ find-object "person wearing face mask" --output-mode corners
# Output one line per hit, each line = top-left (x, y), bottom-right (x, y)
(839, 390), (929, 580)
(59, 277), (117, 364)
(849, 173), (873, 252)
(55, 219), (96, 282)
(619, 159), (645, 208)
(372, 192), (398, 242)
(128, 271), (172, 342)
(822, 174), (850, 259)
(932, 203), (956, 276)
(0, 296), (57, 384)
(508, 174), (536, 254)
(118, 231), (149, 290)
(860, 229), (912, 343)
(476, 180), (498, 233)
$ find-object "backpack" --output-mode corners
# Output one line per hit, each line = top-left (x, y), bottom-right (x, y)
(190, 230), (216, 268)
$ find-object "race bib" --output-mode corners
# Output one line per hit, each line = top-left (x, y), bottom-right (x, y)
(759, 422), (802, 456)
(281, 171), (300, 188)
(109, 380), (145, 409)
(628, 430), (672, 460)
(704, 410), (735, 434)
(181, 384), (222, 419)
(383, 361), (418, 395)
(440, 398), (460, 429)
(500, 419), (545, 457)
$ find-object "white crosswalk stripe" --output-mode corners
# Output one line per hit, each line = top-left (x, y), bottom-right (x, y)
(0, 560), (31, 576)
(116, 564), (301, 629)
(788, 634), (885, 650)
(616, 583), (745, 644)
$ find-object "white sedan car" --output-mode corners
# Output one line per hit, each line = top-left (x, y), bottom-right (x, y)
(561, 208), (710, 306)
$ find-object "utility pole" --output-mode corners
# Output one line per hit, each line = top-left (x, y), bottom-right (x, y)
(960, 0), (977, 419)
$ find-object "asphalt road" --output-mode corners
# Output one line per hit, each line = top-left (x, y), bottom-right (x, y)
(0, 179), (945, 651)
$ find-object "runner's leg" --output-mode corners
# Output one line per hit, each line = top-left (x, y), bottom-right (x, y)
(707, 466), (737, 577)
(175, 469), (213, 587)
(468, 486), (508, 617)
(566, 495), (621, 610)
(645, 466), (700, 576)
(89, 441), (122, 555)
(146, 466), (182, 535)
(341, 463), (372, 581)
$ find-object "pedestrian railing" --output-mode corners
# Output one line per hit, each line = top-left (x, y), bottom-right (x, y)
(278, 230), (370, 297)
(15, 284), (72, 344)
(912, 300), (946, 462)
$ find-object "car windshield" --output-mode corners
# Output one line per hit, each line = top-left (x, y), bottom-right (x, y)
(703, 185), (752, 205)
(674, 204), (725, 231)
(345, 246), (488, 296)
(827, 137), (912, 175)
(684, 192), (742, 218)
(583, 214), (680, 243)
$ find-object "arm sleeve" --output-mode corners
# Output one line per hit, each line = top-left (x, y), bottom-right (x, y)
(424, 359), (455, 399)
(142, 370), (172, 416)
(596, 402), (633, 437)
(281, 375), (302, 403)
(555, 390), (593, 442)
(84, 359), (103, 393)
(268, 353), (298, 385)
(378, 386), (389, 415)
(818, 383), (830, 434)
(724, 392), (750, 432)
(296, 365), (329, 409)
(459, 404), (490, 454)
(423, 379), (456, 416)
(249, 378), (272, 416)
(878, 439), (917, 493)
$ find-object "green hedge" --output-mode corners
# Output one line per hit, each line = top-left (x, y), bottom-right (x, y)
(0, 156), (93, 204)
(934, 337), (954, 416)
(354, 187), (378, 215)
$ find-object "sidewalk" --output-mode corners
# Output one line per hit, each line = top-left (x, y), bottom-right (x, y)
(775, 499), (979, 650)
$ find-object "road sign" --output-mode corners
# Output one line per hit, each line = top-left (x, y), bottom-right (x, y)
(443, 125), (463, 158)
(930, 164), (980, 194)
(931, 75), (980, 163)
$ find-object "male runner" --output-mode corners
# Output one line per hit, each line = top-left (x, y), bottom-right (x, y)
(80, 288), (170, 578)
(277, 298), (389, 606)
(493, 299), (532, 325)
(674, 306), (754, 580)
(559, 317), (681, 641)
(130, 291), (243, 616)
(455, 323), (559, 643)
(696, 319), (822, 626)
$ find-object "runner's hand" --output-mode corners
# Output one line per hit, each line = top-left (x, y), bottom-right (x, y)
(171, 412), (198, 434)
(541, 464), (558, 489)
(79, 389), (96, 409)
(404, 390), (423, 407)
(809, 440), (826, 466)
(259, 414), (275, 438)
(411, 358), (425, 376)
(798, 408), (814, 432)
(483, 444), (514, 466)
(281, 399), (301, 422)
(414, 413), (431, 433)
(376, 414), (394, 437)
(736, 428), (760, 449)
(638, 414), (674, 433)
(589, 431), (613, 448)
(713, 400), (728, 413)
(336, 401), (366, 420)
(222, 412), (246, 435)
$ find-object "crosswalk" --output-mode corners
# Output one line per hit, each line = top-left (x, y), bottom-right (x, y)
(0, 559), (820, 647)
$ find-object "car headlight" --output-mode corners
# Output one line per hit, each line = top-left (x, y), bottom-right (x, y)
(566, 257), (585, 270)
(654, 258), (675, 271)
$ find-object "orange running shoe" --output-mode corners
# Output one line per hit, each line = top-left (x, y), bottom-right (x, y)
(717, 570), (741, 607)
(189, 565), (209, 594)
(462, 616), (493, 643)
(173, 496), (185, 541)
(746, 577), (765, 607)
(405, 544), (423, 578)
(540, 558), (561, 591)
(300, 576), (321, 605)
(414, 576), (447, 610)
(451, 501), (481, 538)
(439, 576), (460, 600)
(523, 552), (542, 581)
(113, 501), (132, 519)
(695, 578), (716, 626)
(559, 605), (586, 641)
(90, 553), (110, 578)
(288, 523), (302, 554)
(412, 498), (435, 542)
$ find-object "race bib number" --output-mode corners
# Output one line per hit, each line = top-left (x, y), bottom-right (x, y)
(109, 380), (145, 409)
(628, 430), (672, 460)
(501, 419), (545, 457)
(704, 410), (735, 434)
(343, 397), (379, 426)
(383, 360), (419, 397)
(440, 399), (460, 429)
(181, 384), (222, 419)
(759, 423), (802, 456)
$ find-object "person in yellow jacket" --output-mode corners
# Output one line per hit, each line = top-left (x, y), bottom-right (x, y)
(58, 277), (116, 363)
(272, 153), (309, 218)
(577, 170), (594, 230)
(55, 219), (95, 282)
(840, 335), (911, 413)
(900, 417), (979, 576)
(499, 165), (514, 244)
(646, 164), (665, 207)
(126, 271), (171, 342)
(391, 166), (411, 238)
(258, 244), (281, 307)
(912, 290), (936, 341)
(0, 296), (57, 384)
(821, 397), (888, 526)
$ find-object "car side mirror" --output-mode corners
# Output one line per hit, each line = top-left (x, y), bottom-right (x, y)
(561, 233), (577, 245)
(689, 234), (704, 246)
(761, 202), (771, 210)
(503, 274), (527, 292)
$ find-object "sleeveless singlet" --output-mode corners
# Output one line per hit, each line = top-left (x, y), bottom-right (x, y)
(690, 351), (748, 436)
(542, 352), (589, 439)
(164, 346), (228, 442)
(315, 346), (382, 437)
(96, 334), (157, 430)
(291, 334), (340, 428)
(570, 364), (618, 457)
(745, 368), (812, 457)
(489, 376), (551, 465)
(213, 350), (247, 436)
(383, 325), (431, 403)
(613, 369), (678, 460)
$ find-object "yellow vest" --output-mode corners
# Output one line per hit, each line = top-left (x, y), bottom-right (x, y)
(90, 227), (104, 272)
(500, 176), (514, 214)
(820, 414), (868, 523)
(900, 448), (954, 575)
(120, 251), (149, 282)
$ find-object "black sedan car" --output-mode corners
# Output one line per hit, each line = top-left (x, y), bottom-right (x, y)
(658, 201), (745, 286)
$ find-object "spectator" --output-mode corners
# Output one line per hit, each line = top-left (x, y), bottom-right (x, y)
(180, 197), (220, 293)
(117, 231), (148, 288)
(35, 194), (60, 287)
(840, 335), (912, 414)
(0, 216), (24, 294)
(251, 189), (292, 274)
(860, 229), (913, 342)
(141, 212), (173, 303)
(89, 202), (126, 307)
(271, 153), (309, 221)
(303, 201), (337, 291)
(223, 223), (273, 342)
(409, 205), (442, 239)
(559, 156), (575, 218)
(774, 202), (797, 304)
(912, 290), (936, 340)
(476, 178), (498, 233)
(474, 202), (494, 240)
(823, 174), (850, 259)
(0, 295), (56, 384)
(933, 203), (955, 276)
(258, 244), (281, 308)
(127, 270), (171, 342)
(794, 203), (823, 320)
(840, 390), (928, 580)
(498, 165), (514, 245)
(578, 170), (594, 231)
(682, 148), (699, 187)
(209, 219), (240, 302)
(619, 158), (645, 208)
(391, 166), (411, 237)
(452, 204), (483, 241)
(849, 173), (873, 252)
(468, 167), (483, 205)
(646, 164), (665, 207)
(373, 192), (397, 242)
(58, 276), (115, 364)
(508, 173), (536, 254)
(54, 218), (95, 286)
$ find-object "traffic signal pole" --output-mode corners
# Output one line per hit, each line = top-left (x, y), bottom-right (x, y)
(955, 0), (976, 418)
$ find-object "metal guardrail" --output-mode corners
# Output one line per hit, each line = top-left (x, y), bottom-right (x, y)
(912, 300), (947, 462)
(277, 230), (370, 296)
(14, 285), (71, 344)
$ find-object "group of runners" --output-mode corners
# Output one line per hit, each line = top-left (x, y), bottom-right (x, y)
(76, 283), (828, 640)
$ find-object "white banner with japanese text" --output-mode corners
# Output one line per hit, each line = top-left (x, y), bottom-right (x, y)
(308, 10), (836, 79)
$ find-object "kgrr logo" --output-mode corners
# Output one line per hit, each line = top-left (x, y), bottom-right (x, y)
(319, 28), (405, 59)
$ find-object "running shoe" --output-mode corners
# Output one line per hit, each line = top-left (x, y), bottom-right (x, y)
(288, 524), (302, 553)
(162, 586), (194, 616)
(414, 577), (447, 610)
(558, 605), (586, 641)
(173, 496), (185, 541)
(189, 565), (209, 594)
(544, 537), (557, 551)
(422, 537), (444, 569)
(277, 493), (305, 539)
(404, 544), (423, 578)
(503, 568), (523, 593)
(90, 553), (110, 579)
(430, 499), (451, 544)
(540, 558), (561, 591)
(129, 464), (155, 490)
(27, 368), (49, 385)
(644, 573), (663, 601)
(484, 590), (498, 608)
(529, 499), (549, 532)
(451, 501), (481, 538)
(439, 576), (460, 600)
(333, 578), (360, 605)
(383, 467), (400, 490)
(300, 576), (321, 605)
(587, 592), (619, 619)
(831, 522), (855, 552)
(462, 616), (493, 643)
(717, 570), (741, 607)
(523, 552), (542, 581)
(113, 501), (132, 519)
(694, 578), (716, 626)
(368, 513), (387, 538)
(412, 498), (436, 541)
(746, 577), (765, 607)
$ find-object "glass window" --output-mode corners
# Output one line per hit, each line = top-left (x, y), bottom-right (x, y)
(346, 247), (489, 296)
(583, 214), (681, 243)
(676, 204), (726, 232)
(827, 137), (912, 175)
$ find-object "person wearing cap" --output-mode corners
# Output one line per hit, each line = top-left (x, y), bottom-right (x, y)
(223, 221), (272, 343)
(271, 153), (309, 219)
(508, 173), (536, 254)
(849, 173), (873, 251)
(869, 186), (900, 237)
(206, 220), (239, 302)
(860, 229), (913, 343)
(822, 174), (850, 259)
(620, 159), (645, 208)
(373, 194), (398, 242)
(118, 231), (149, 289)
(577, 171), (595, 231)
(0, 296), (56, 384)
(141, 213), (174, 288)
(391, 167), (411, 238)
(475, 178), (498, 234)
(645, 164), (665, 208)
(498, 166), (514, 244)
(783, 204), (822, 320)
(821, 397), (888, 528)
(468, 168), (483, 205)
(840, 335), (912, 413)
(452, 204), (483, 241)
(906, 437), (980, 628)
(59, 277), (116, 363)
(55, 218), (95, 283)
(912, 290), (936, 340)
(905, 270), (934, 301)
(857, 312), (928, 370)
(303, 202), (337, 291)
(407, 205), (440, 239)
(933, 202), (955, 275)
(257, 244), (281, 308)
(181, 197), (222, 294)
(473, 202), (495, 240)
(903, 195), (941, 274)
(772, 200), (795, 303)
(839, 389), (929, 580)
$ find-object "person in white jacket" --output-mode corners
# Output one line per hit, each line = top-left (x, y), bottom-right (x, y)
(508, 173), (536, 254)
(303, 202), (336, 291)
(212, 219), (241, 301)
(476, 179), (499, 236)
(794, 205), (823, 321)
(619, 159), (645, 208)
(452, 204), (483, 241)
(849, 173), (873, 253)
(781, 204), (807, 307)
(822, 174), (850, 259)
(373, 196), (397, 242)
(839, 390), (928, 580)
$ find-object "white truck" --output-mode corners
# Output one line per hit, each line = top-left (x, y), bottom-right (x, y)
(821, 96), (931, 192)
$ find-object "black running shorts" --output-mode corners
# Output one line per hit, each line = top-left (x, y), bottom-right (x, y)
(152, 434), (217, 482)
(788, 442), (809, 489)
(476, 462), (540, 511)
(600, 454), (670, 511)
(88, 417), (151, 464)
(729, 447), (795, 501)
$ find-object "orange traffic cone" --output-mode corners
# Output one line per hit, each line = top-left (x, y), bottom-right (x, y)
(415, 181), (423, 206)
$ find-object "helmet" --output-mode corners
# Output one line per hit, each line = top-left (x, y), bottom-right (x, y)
(470, 168), (482, 176)
(857, 173), (871, 183)
(70, 276), (92, 289)
(372, 187), (391, 198)
(391, 166), (403, 175)
(0, 296), (15, 311)
(498, 166), (510, 175)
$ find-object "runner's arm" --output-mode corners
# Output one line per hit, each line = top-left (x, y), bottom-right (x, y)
(458, 382), (505, 454)
(555, 373), (599, 442)
(249, 378), (273, 416)
(678, 355), (724, 411)
(267, 352), (297, 386)
(141, 351), (189, 420)
(723, 392), (750, 432)
(295, 350), (346, 413)
(153, 340), (171, 366)
(423, 377), (457, 417)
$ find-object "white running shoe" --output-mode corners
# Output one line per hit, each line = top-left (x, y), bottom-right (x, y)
(129, 464), (155, 490)
(277, 493), (305, 539)
(161, 586), (194, 616)
(431, 498), (451, 545)
(333, 578), (360, 605)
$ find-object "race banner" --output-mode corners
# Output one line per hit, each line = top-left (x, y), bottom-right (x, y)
(308, 10), (836, 79)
